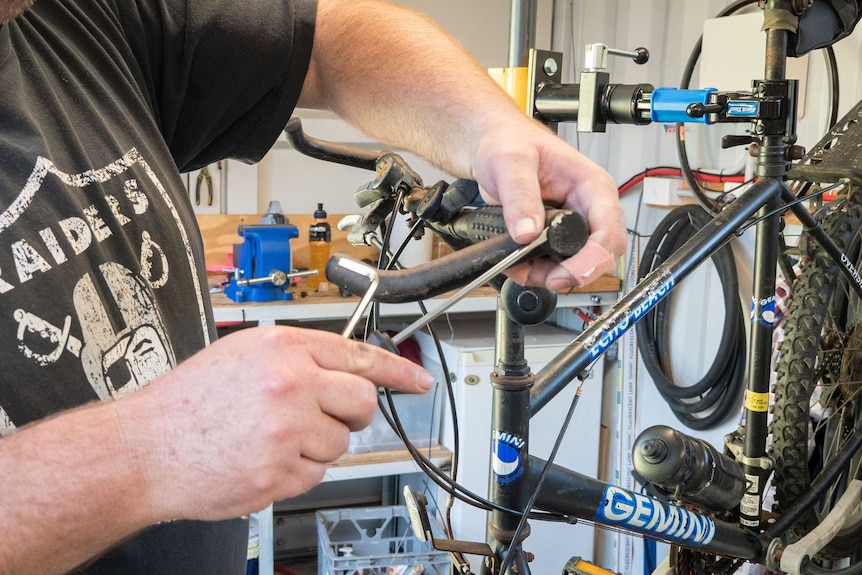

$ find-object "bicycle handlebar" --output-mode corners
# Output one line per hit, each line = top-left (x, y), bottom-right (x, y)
(284, 116), (590, 303)
(284, 116), (379, 171)
(327, 207), (589, 303)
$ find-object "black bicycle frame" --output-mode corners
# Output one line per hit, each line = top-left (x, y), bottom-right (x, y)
(482, 119), (862, 575)
(477, 2), (862, 571)
(484, 179), (782, 572)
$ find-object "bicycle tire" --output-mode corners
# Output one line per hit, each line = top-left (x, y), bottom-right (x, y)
(771, 191), (862, 560)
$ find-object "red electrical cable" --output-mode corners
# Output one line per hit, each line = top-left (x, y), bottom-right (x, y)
(617, 167), (746, 196)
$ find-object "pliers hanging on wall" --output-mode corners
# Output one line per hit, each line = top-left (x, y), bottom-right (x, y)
(195, 165), (214, 206)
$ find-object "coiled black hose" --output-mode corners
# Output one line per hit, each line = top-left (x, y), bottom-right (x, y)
(636, 205), (746, 430)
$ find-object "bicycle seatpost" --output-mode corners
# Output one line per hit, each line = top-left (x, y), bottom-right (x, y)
(741, 0), (796, 532)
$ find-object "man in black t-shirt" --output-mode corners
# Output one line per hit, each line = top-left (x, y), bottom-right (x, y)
(0, 1), (626, 573)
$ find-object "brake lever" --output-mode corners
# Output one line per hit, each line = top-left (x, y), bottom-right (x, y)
(347, 154), (425, 246)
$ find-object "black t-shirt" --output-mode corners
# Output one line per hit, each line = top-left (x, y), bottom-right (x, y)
(0, 0), (316, 572)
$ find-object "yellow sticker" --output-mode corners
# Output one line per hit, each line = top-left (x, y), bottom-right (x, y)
(745, 390), (770, 412)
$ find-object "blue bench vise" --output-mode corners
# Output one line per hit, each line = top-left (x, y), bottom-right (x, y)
(224, 223), (300, 303)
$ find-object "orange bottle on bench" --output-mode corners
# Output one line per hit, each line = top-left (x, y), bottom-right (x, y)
(308, 203), (331, 290)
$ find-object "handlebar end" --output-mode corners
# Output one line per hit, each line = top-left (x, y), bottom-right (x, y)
(325, 254), (378, 297)
(545, 211), (590, 262)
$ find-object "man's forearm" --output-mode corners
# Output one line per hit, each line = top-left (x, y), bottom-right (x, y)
(304, 0), (529, 178)
(0, 401), (155, 574)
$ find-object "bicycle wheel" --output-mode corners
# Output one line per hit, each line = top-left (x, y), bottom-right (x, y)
(772, 191), (862, 561)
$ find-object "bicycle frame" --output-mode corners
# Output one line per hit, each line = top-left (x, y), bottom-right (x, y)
(485, 178), (778, 570)
(478, 128), (862, 574)
(478, 154), (862, 574)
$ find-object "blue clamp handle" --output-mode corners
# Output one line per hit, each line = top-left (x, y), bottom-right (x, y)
(650, 87), (717, 124)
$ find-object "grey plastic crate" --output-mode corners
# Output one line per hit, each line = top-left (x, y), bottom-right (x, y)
(316, 506), (450, 575)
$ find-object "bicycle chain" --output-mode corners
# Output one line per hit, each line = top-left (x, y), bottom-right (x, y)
(670, 545), (745, 575)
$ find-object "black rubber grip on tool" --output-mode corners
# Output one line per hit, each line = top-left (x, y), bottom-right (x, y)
(327, 209), (589, 304)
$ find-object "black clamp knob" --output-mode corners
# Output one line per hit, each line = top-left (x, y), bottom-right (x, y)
(687, 102), (725, 119)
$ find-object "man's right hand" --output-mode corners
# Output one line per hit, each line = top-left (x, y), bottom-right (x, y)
(115, 325), (433, 522)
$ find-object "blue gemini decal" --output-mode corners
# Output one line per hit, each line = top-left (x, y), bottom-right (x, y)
(726, 101), (759, 117)
(751, 295), (777, 328)
(586, 275), (675, 360)
(492, 430), (525, 484)
(596, 486), (716, 546)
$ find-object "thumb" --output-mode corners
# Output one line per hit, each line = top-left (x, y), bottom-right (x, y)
(477, 159), (545, 244)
